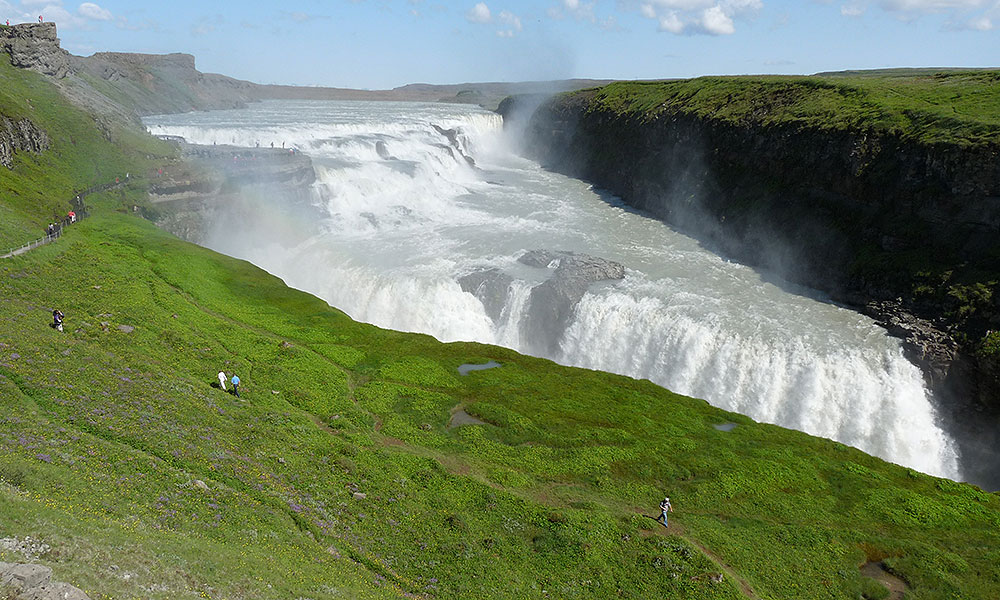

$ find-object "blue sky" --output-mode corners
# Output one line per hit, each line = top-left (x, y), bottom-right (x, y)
(2, 0), (997, 88)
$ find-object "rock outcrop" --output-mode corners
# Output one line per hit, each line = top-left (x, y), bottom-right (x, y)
(68, 52), (257, 117)
(0, 115), (49, 168)
(519, 250), (626, 355)
(0, 562), (90, 600)
(150, 141), (320, 243)
(0, 23), (70, 78)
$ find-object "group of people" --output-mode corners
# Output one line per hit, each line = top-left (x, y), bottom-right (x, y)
(217, 370), (242, 398)
(45, 211), (78, 239)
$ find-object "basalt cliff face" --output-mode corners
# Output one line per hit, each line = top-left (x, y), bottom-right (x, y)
(0, 22), (69, 78)
(0, 115), (49, 168)
(501, 85), (1000, 412)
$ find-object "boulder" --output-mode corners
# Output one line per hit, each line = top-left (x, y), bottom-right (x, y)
(0, 563), (52, 592)
(17, 582), (91, 600)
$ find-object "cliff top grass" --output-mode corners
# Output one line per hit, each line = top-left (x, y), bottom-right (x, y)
(582, 70), (1000, 147)
(2, 59), (1000, 600)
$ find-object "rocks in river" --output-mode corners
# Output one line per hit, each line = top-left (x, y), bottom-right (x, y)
(431, 124), (476, 167)
(375, 140), (394, 160)
(0, 562), (91, 600)
(518, 250), (626, 356)
(459, 250), (626, 356)
(458, 268), (514, 322)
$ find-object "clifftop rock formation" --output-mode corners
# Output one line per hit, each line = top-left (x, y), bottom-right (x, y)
(0, 23), (69, 78)
(68, 51), (257, 117)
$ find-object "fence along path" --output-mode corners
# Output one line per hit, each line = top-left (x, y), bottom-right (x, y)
(1, 177), (129, 259)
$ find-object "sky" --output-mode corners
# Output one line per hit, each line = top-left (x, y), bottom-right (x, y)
(1, 0), (996, 89)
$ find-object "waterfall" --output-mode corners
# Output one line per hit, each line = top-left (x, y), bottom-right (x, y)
(143, 100), (962, 481)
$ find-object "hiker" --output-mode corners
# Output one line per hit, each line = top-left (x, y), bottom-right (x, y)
(46, 223), (54, 237)
(231, 374), (241, 398)
(38, 15), (42, 23)
(52, 309), (64, 332)
(217, 370), (227, 391)
(68, 211), (76, 224)
(657, 497), (673, 528)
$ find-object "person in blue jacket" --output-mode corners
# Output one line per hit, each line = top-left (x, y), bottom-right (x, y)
(231, 374), (241, 398)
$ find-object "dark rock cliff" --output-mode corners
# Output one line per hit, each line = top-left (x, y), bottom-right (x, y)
(0, 22), (69, 78)
(501, 92), (1000, 412)
(0, 115), (49, 168)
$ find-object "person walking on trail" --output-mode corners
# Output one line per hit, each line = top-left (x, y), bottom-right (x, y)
(231, 374), (241, 398)
(52, 309), (64, 332)
(217, 371), (227, 391)
(657, 497), (673, 528)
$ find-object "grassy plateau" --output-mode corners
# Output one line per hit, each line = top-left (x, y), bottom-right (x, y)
(1, 56), (999, 599)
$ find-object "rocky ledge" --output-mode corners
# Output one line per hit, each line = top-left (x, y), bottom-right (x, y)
(0, 23), (69, 78)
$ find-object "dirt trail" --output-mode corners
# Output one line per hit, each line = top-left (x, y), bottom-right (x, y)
(641, 515), (762, 600)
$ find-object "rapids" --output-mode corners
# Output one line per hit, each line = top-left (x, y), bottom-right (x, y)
(144, 100), (961, 480)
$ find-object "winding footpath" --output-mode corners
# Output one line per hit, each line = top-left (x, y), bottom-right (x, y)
(1, 177), (128, 259)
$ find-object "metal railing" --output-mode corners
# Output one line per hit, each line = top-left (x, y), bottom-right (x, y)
(1, 176), (126, 259)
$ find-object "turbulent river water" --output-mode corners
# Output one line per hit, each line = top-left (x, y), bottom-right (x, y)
(145, 100), (962, 481)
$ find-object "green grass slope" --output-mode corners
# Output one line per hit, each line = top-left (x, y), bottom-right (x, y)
(0, 54), (170, 250)
(2, 212), (999, 600)
(1, 61), (999, 599)
(585, 70), (1000, 147)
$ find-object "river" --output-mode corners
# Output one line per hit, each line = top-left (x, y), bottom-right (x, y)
(144, 99), (961, 481)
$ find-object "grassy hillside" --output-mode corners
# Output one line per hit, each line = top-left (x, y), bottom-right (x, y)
(4, 210), (1000, 600)
(2, 61), (1000, 599)
(0, 54), (170, 250)
(585, 70), (1000, 147)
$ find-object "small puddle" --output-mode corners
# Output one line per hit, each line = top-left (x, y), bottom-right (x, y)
(448, 407), (486, 429)
(713, 422), (738, 432)
(457, 360), (501, 376)
(860, 561), (908, 600)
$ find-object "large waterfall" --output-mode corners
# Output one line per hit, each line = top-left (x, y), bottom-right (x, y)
(145, 100), (961, 480)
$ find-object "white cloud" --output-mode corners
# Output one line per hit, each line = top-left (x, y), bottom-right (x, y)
(700, 5), (734, 32)
(966, 13), (994, 27)
(638, 0), (762, 35)
(78, 2), (111, 21)
(834, 0), (999, 29)
(466, 2), (492, 23)
(498, 9), (521, 30)
(658, 12), (685, 31)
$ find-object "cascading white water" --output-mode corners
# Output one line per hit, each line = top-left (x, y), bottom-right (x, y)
(145, 100), (961, 480)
